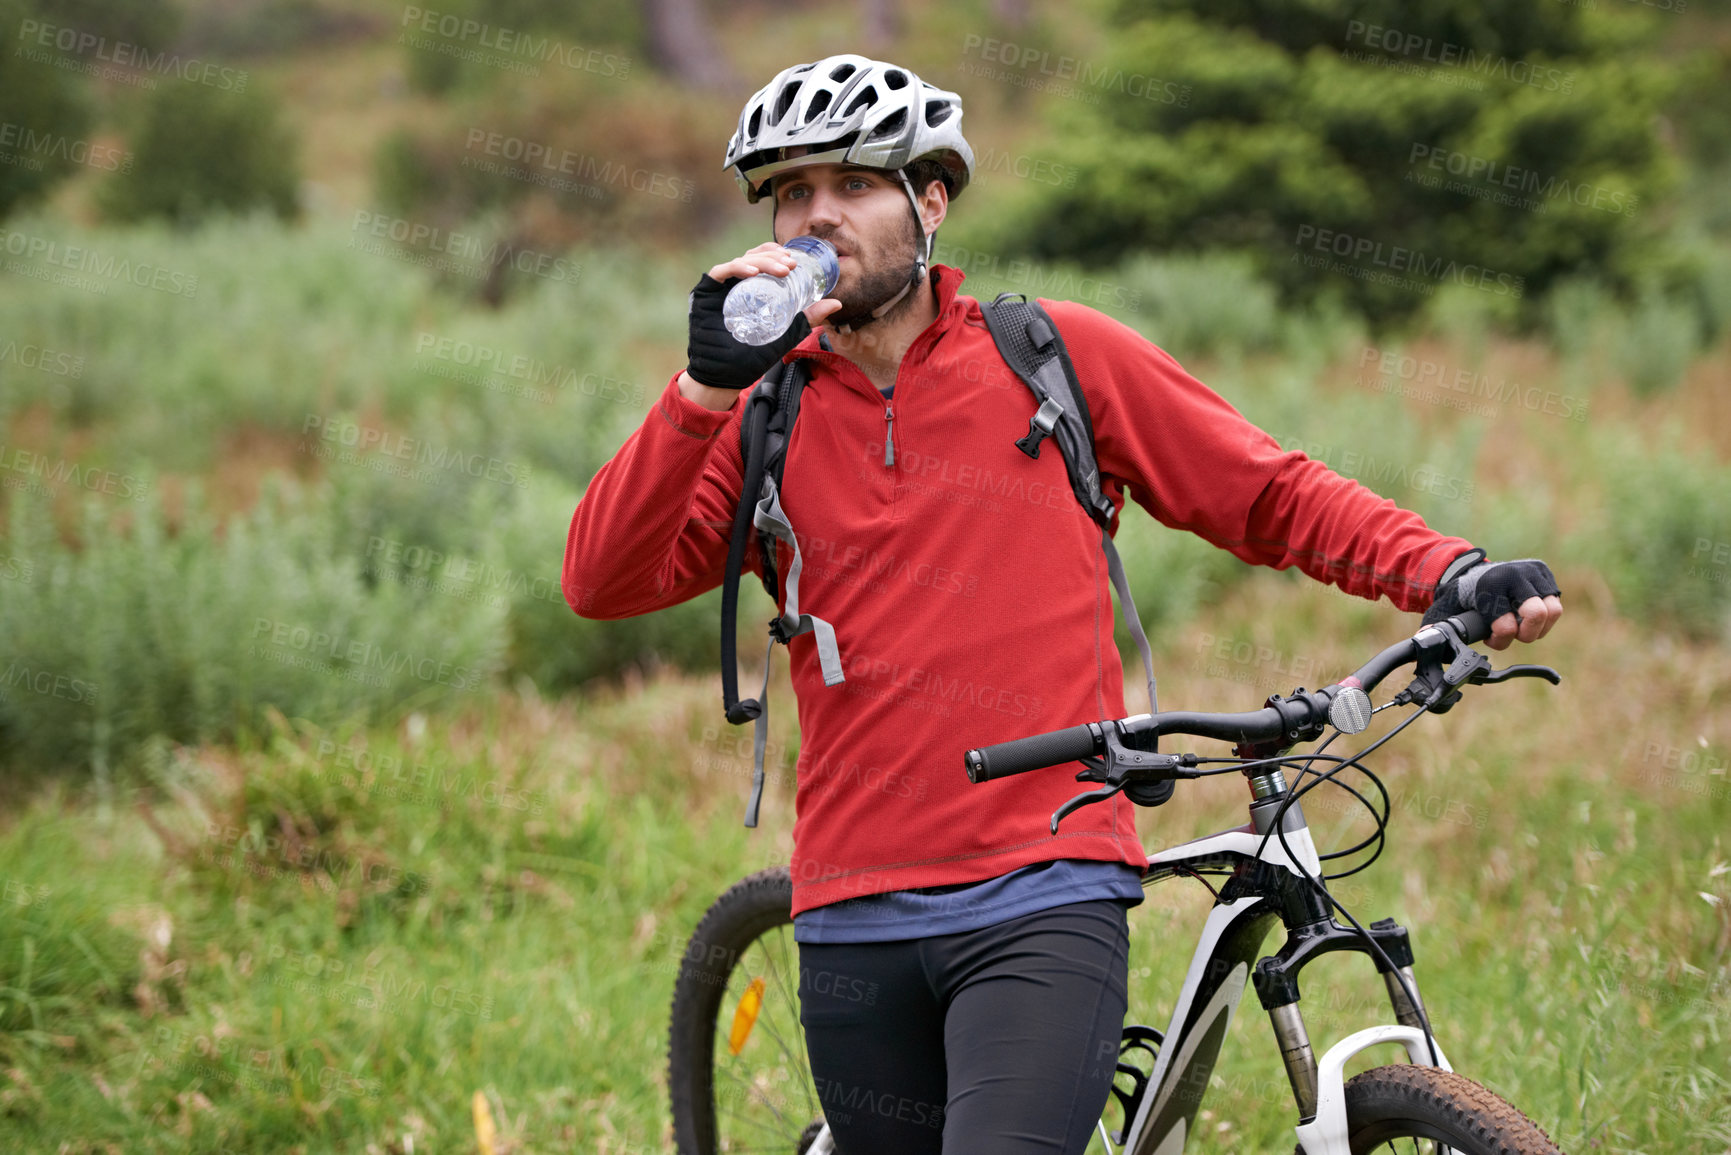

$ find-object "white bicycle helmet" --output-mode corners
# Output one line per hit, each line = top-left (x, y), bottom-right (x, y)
(725, 55), (974, 326)
(725, 55), (974, 205)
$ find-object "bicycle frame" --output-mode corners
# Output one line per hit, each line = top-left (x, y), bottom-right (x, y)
(1111, 767), (1449, 1155)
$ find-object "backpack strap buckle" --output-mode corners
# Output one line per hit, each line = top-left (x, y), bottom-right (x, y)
(1016, 397), (1064, 459)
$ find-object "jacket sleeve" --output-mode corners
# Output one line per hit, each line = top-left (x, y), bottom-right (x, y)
(562, 373), (762, 620)
(1044, 300), (1474, 613)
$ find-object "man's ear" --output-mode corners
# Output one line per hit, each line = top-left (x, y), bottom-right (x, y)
(920, 179), (948, 237)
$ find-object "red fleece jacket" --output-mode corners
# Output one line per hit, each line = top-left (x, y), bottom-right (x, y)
(564, 265), (1473, 915)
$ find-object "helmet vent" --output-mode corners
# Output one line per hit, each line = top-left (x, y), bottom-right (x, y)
(805, 90), (832, 122)
(868, 108), (907, 141)
(772, 83), (800, 126)
(830, 62), (856, 83)
(925, 101), (951, 128)
(748, 106), (762, 137)
(843, 85), (877, 117)
(884, 69), (909, 90)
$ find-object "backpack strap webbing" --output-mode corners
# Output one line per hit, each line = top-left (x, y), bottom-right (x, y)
(721, 357), (844, 827)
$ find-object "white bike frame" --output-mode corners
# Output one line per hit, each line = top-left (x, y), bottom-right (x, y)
(1107, 811), (1448, 1155)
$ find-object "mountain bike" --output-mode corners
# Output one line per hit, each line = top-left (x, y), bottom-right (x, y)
(666, 609), (1565, 1154)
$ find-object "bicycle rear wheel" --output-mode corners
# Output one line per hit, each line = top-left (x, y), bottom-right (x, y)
(1329, 1064), (1562, 1154)
(668, 866), (829, 1154)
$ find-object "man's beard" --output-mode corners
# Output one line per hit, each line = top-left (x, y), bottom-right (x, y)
(821, 220), (923, 330)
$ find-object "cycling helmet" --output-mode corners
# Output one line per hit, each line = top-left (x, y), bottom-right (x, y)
(724, 55), (974, 327)
(725, 55), (974, 205)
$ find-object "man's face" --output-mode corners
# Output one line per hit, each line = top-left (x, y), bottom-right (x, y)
(769, 162), (945, 329)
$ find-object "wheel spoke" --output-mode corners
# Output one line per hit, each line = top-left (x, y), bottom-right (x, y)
(759, 925), (821, 1124)
(713, 1062), (802, 1136)
(760, 931), (811, 1064)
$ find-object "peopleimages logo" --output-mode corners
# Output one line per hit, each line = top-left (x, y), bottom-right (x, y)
(16, 19), (249, 90)
(462, 129), (693, 201)
(1292, 225), (1524, 299)
(0, 121), (132, 173)
(397, 5), (631, 77)
(1342, 20), (1575, 93)
(959, 34), (1191, 106)
(1407, 144), (1639, 217)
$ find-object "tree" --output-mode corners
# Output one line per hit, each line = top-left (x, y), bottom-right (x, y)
(968, 0), (1681, 323)
(99, 80), (300, 226)
(0, 0), (96, 220)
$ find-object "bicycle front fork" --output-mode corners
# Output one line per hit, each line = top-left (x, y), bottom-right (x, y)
(1254, 919), (1429, 1121)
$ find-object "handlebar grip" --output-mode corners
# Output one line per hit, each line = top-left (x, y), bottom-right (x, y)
(1450, 609), (1490, 645)
(965, 723), (1100, 784)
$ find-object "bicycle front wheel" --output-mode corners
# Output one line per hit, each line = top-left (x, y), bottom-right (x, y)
(667, 866), (829, 1155)
(1333, 1065), (1562, 1154)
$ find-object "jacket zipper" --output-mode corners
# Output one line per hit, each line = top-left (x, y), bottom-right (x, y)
(883, 404), (896, 467)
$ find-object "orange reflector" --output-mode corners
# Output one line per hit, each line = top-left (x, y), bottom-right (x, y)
(727, 977), (767, 1056)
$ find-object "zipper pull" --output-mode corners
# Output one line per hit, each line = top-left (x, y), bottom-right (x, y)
(883, 405), (896, 468)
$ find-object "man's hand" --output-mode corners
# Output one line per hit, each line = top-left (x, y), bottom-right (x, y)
(1423, 554), (1563, 651)
(679, 242), (843, 410)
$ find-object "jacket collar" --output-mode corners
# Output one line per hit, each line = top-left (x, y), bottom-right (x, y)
(786, 263), (969, 365)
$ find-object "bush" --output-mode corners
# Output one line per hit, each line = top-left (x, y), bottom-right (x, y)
(1566, 427), (1731, 641)
(99, 79), (299, 226)
(371, 72), (738, 263)
(1111, 252), (1282, 360)
(0, 482), (508, 777)
(1614, 286), (1701, 396)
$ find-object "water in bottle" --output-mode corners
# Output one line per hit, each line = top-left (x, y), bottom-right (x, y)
(723, 236), (840, 345)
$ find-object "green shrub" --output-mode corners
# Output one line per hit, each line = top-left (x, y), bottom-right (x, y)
(99, 79), (299, 226)
(1566, 427), (1731, 640)
(1546, 276), (1615, 365)
(1112, 252), (1282, 360)
(1614, 286), (1702, 396)
(0, 481), (507, 777)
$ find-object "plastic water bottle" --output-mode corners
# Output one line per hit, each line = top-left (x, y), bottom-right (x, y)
(723, 236), (840, 345)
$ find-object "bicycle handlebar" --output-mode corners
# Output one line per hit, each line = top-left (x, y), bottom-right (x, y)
(964, 610), (1494, 784)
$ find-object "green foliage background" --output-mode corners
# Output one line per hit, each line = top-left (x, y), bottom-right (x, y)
(961, 0), (1687, 322)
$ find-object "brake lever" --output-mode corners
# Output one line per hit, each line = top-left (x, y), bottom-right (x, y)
(1467, 662), (1561, 686)
(1051, 785), (1126, 834)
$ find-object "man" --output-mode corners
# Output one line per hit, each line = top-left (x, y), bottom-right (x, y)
(564, 54), (1561, 1155)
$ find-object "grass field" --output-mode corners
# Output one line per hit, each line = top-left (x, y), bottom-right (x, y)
(0, 569), (1727, 1153)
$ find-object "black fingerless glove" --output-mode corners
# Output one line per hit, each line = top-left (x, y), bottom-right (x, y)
(685, 273), (813, 390)
(1422, 549), (1561, 626)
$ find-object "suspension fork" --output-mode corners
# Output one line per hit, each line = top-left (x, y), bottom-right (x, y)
(1235, 763), (1435, 1119)
(1267, 935), (1426, 1122)
(1254, 912), (1429, 1121)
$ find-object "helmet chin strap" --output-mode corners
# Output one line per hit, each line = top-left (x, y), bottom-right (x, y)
(830, 168), (931, 336)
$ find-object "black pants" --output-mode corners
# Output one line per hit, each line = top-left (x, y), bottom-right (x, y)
(797, 899), (1132, 1155)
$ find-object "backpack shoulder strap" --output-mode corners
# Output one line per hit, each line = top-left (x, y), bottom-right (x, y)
(721, 361), (789, 728)
(722, 356), (838, 828)
(979, 292), (1164, 755)
(979, 293), (1115, 529)
(735, 357), (811, 604)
